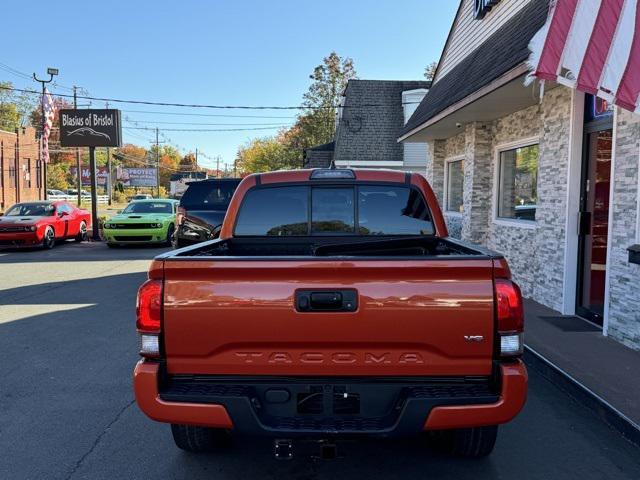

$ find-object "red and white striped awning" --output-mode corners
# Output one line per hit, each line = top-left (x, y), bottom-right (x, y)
(528, 0), (640, 113)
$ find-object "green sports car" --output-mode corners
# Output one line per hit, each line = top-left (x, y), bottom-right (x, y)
(103, 199), (179, 247)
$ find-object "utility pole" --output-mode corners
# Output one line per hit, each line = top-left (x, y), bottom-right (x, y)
(195, 148), (198, 171)
(105, 101), (112, 205)
(152, 128), (166, 198)
(216, 155), (220, 178)
(88, 146), (99, 240)
(73, 86), (82, 206)
(33, 67), (58, 200)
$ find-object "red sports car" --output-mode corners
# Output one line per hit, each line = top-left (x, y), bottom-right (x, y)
(0, 200), (91, 249)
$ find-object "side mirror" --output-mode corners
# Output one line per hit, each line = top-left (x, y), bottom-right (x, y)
(58, 211), (69, 217)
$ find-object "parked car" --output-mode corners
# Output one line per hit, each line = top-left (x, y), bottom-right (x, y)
(0, 200), (90, 249)
(103, 199), (179, 247)
(129, 194), (154, 201)
(47, 189), (67, 197)
(173, 178), (241, 248)
(66, 189), (91, 198)
(133, 168), (527, 458)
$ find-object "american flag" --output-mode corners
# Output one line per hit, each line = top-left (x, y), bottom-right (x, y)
(528, 0), (640, 113)
(42, 88), (56, 163)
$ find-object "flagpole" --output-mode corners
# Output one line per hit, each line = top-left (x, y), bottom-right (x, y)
(33, 68), (58, 201)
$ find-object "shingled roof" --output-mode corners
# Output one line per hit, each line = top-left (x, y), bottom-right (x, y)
(401, 0), (549, 137)
(334, 80), (429, 163)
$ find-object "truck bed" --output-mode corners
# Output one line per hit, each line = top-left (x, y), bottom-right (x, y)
(161, 235), (500, 259)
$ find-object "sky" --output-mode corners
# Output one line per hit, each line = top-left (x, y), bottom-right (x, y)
(2, 0), (458, 172)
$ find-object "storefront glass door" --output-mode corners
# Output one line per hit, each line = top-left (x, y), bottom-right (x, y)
(576, 128), (612, 325)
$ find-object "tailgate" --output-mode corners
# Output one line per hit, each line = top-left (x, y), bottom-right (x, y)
(162, 259), (496, 376)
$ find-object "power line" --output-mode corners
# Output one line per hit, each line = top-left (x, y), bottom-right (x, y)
(0, 61), (84, 93)
(126, 126), (289, 132)
(0, 85), (420, 110)
(121, 108), (297, 119)
(125, 119), (294, 126)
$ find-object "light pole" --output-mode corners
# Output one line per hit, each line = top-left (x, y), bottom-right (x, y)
(33, 67), (58, 200)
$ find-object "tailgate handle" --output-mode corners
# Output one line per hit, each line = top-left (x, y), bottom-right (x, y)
(311, 292), (342, 309)
(296, 290), (358, 312)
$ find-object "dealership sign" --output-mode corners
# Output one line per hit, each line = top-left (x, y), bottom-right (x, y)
(117, 167), (157, 187)
(70, 166), (109, 186)
(474, 0), (501, 20)
(59, 109), (122, 147)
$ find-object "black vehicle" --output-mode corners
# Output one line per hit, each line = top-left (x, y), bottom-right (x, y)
(173, 178), (241, 248)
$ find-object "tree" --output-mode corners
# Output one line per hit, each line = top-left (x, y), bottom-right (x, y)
(236, 136), (299, 174)
(0, 81), (36, 132)
(234, 51), (357, 171)
(154, 145), (182, 186)
(115, 144), (148, 167)
(299, 52), (356, 145)
(179, 152), (198, 172)
(47, 163), (71, 190)
(424, 61), (438, 82)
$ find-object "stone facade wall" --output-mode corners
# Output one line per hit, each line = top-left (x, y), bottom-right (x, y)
(606, 108), (640, 349)
(445, 213), (463, 238)
(418, 85), (640, 350)
(485, 87), (571, 308)
(462, 123), (492, 244)
(427, 133), (464, 236)
(431, 87), (571, 308)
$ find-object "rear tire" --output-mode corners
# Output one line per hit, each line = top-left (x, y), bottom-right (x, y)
(170, 424), (231, 453)
(75, 222), (88, 242)
(428, 425), (498, 458)
(42, 227), (55, 250)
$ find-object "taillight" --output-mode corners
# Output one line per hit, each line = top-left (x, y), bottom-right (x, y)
(176, 206), (186, 226)
(136, 279), (162, 357)
(495, 278), (524, 357)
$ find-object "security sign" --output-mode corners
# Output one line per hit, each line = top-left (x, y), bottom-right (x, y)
(59, 109), (122, 147)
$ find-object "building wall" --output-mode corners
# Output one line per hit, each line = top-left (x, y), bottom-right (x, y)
(429, 87), (572, 310)
(435, 0), (533, 82)
(334, 80), (428, 165)
(304, 150), (333, 168)
(487, 87), (571, 309)
(0, 127), (43, 211)
(606, 108), (640, 349)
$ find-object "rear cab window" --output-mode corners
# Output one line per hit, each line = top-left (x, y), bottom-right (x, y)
(180, 181), (241, 210)
(234, 183), (434, 236)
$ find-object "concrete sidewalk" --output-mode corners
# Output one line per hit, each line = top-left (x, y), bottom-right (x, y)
(523, 299), (640, 445)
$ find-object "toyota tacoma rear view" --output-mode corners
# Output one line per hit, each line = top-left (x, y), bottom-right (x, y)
(133, 168), (527, 458)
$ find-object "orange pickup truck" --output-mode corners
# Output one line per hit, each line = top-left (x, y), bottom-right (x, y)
(133, 168), (527, 458)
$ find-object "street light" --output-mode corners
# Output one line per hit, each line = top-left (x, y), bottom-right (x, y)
(33, 67), (59, 200)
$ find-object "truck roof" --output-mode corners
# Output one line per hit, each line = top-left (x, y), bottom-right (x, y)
(244, 168), (409, 186)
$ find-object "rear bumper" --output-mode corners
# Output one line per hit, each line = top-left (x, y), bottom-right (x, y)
(175, 223), (215, 246)
(133, 361), (233, 428)
(133, 360), (527, 435)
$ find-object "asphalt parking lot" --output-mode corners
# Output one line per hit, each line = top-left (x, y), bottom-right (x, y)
(1, 241), (639, 480)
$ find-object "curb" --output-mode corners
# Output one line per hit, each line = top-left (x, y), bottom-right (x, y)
(524, 345), (640, 448)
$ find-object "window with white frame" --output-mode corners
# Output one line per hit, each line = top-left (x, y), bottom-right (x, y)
(445, 158), (464, 213)
(497, 143), (539, 221)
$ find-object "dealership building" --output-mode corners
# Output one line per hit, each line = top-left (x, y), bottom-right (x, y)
(0, 126), (45, 210)
(401, 0), (640, 350)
